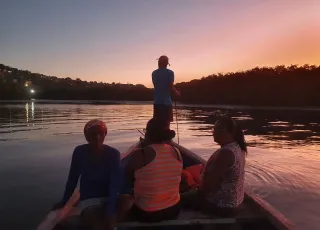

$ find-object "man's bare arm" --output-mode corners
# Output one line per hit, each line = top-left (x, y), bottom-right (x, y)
(169, 82), (180, 97)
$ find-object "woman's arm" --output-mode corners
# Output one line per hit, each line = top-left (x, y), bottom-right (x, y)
(201, 148), (235, 194)
(60, 147), (81, 205)
(124, 149), (140, 185)
(106, 150), (121, 217)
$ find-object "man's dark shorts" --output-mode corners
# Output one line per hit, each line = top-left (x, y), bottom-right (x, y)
(153, 104), (173, 123)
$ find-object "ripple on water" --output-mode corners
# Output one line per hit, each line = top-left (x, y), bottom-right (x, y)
(0, 103), (320, 230)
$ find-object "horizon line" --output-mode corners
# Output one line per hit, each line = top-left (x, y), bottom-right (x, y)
(1, 62), (319, 87)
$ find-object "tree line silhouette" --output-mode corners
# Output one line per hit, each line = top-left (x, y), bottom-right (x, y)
(0, 64), (153, 101)
(1, 63), (319, 107)
(176, 65), (320, 107)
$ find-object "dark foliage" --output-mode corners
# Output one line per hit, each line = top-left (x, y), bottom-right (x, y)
(1, 63), (319, 107)
(0, 64), (153, 101)
(176, 65), (320, 107)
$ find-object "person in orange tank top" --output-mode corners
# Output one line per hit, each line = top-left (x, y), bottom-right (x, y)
(123, 118), (183, 222)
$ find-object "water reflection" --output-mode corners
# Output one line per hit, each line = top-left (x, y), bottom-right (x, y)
(0, 102), (320, 230)
(31, 101), (35, 120)
(178, 106), (320, 149)
(0, 103), (319, 150)
(25, 103), (28, 124)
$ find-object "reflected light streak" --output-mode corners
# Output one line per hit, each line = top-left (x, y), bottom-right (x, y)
(25, 103), (29, 125)
(31, 102), (35, 120)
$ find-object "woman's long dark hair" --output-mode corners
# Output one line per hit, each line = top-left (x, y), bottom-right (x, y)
(217, 116), (247, 154)
(145, 118), (175, 143)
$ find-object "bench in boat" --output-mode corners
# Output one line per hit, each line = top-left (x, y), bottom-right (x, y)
(117, 202), (263, 228)
(56, 202), (263, 229)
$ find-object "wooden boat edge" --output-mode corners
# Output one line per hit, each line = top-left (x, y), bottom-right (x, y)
(244, 192), (294, 230)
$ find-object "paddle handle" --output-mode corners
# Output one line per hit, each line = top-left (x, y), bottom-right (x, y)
(174, 100), (180, 144)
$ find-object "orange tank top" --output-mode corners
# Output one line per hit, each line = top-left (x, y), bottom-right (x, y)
(134, 144), (183, 212)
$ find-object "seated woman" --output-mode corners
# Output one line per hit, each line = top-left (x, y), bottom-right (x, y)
(53, 119), (122, 229)
(182, 116), (247, 217)
(123, 118), (183, 222)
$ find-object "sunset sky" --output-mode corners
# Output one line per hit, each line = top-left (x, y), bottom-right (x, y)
(1, 0), (320, 86)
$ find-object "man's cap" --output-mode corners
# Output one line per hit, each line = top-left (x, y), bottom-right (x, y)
(157, 55), (170, 66)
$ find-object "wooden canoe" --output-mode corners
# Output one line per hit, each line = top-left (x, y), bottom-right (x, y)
(41, 139), (294, 230)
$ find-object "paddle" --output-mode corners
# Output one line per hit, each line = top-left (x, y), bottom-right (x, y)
(37, 188), (80, 230)
(136, 128), (145, 137)
(174, 100), (180, 144)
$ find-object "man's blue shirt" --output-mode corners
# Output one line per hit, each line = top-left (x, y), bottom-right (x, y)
(152, 68), (174, 105)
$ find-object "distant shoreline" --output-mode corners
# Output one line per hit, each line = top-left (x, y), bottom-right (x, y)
(2, 64), (320, 108)
(1, 99), (320, 111)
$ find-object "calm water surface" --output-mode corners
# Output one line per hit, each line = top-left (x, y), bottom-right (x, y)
(0, 102), (320, 230)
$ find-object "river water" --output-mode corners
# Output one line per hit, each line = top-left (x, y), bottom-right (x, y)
(0, 101), (319, 230)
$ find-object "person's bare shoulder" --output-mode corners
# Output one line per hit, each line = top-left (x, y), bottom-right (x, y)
(128, 146), (156, 170)
(216, 148), (235, 168)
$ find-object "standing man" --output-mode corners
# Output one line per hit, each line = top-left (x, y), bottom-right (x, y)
(152, 55), (180, 128)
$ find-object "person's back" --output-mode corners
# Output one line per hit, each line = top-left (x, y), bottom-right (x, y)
(54, 119), (122, 229)
(134, 143), (182, 212)
(65, 144), (120, 201)
(152, 68), (174, 106)
(123, 118), (183, 222)
(151, 56), (180, 127)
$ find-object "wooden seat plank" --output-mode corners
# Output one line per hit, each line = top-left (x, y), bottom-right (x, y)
(116, 206), (263, 227)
